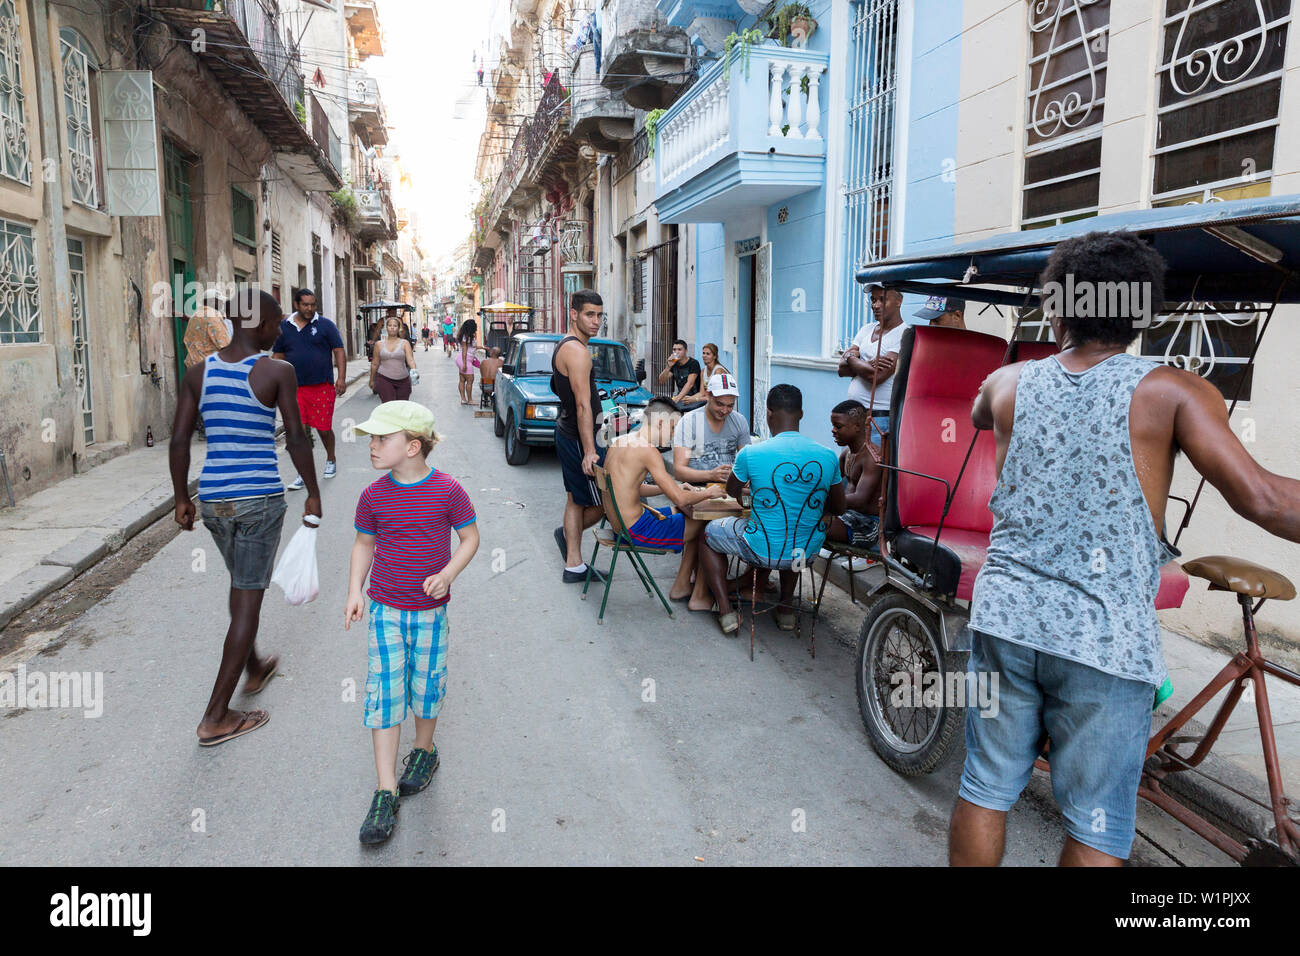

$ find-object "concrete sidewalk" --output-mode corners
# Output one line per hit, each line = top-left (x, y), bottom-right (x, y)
(0, 357), (372, 630)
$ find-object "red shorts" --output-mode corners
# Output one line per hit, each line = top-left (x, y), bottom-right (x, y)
(296, 381), (336, 431)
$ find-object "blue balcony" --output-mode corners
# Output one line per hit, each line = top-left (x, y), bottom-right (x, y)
(655, 42), (828, 224)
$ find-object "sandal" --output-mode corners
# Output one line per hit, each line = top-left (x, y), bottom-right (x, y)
(718, 611), (740, 635)
(242, 655), (279, 696)
(198, 709), (269, 747)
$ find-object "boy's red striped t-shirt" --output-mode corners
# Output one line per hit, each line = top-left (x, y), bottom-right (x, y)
(354, 469), (477, 609)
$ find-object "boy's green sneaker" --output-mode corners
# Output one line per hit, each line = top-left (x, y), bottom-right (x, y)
(398, 746), (440, 796)
(359, 789), (399, 845)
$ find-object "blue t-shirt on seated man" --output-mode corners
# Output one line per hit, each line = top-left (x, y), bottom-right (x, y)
(697, 384), (845, 636)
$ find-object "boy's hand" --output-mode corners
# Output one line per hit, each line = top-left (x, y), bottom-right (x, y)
(174, 497), (196, 531)
(423, 571), (452, 600)
(344, 593), (365, 630)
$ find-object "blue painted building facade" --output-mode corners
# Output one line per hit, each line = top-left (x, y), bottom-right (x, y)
(654, 0), (962, 445)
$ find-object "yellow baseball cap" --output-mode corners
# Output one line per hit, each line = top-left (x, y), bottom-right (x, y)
(354, 400), (436, 438)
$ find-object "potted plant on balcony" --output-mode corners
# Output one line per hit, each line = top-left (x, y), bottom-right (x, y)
(645, 108), (666, 157)
(722, 27), (766, 82)
(766, 3), (817, 48)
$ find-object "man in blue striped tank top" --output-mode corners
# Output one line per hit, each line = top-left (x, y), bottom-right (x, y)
(170, 290), (323, 748)
(950, 233), (1300, 866)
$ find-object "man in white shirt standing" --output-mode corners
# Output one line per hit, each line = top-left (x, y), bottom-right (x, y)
(669, 373), (751, 607)
(839, 284), (907, 447)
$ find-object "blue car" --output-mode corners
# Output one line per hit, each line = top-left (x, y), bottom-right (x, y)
(493, 333), (654, 465)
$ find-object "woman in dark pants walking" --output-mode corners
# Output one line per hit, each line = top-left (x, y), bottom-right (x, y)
(369, 316), (416, 403)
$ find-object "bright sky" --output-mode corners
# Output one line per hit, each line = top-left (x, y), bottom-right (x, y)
(363, 0), (492, 264)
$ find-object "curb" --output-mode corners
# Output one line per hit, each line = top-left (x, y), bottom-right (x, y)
(0, 475), (198, 632)
(0, 368), (372, 632)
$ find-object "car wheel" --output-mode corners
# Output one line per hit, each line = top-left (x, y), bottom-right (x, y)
(505, 410), (530, 465)
(493, 395), (505, 437)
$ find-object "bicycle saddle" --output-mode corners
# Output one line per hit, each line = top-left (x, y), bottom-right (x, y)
(1182, 555), (1296, 601)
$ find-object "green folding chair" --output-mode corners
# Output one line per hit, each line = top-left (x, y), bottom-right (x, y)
(581, 467), (676, 625)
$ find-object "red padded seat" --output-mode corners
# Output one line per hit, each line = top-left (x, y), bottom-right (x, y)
(885, 324), (1187, 613)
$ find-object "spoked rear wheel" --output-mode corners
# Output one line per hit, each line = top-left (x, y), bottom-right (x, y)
(855, 590), (965, 776)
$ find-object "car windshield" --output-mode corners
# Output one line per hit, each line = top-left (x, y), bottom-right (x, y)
(517, 340), (635, 380)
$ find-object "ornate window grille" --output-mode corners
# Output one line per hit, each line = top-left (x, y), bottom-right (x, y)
(0, 0), (30, 185)
(840, 0), (899, 349)
(0, 217), (40, 343)
(60, 29), (99, 209)
(1153, 0), (1291, 199)
(67, 237), (93, 443)
(1022, 0), (1110, 227)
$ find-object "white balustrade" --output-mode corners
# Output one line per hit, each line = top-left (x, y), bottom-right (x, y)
(658, 50), (825, 189)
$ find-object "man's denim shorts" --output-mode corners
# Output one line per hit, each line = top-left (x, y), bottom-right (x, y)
(704, 516), (797, 570)
(200, 494), (287, 590)
(958, 630), (1156, 860)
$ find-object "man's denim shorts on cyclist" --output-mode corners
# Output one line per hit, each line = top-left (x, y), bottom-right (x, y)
(958, 630), (1156, 860)
(200, 494), (287, 590)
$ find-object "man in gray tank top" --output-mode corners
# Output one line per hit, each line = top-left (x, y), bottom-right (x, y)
(950, 232), (1300, 866)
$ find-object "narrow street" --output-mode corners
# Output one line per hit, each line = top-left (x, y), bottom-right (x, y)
(0, 349), (1222, 866)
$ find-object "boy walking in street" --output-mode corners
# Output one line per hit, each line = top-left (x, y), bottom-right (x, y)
(344, 401), (480, 845)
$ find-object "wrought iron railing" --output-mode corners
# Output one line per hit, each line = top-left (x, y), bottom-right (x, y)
(613, 127), (650, 183)
(485, 120), (530, 231)
(525, 72), (570, 170)
(309, 91), (342, 176)
(218, 0), (305, 118)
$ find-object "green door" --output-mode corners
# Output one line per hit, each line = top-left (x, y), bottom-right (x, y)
(164, 139), (196, 384)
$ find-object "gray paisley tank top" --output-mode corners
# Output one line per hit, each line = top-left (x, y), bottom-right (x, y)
(969, 353), (1178, 686)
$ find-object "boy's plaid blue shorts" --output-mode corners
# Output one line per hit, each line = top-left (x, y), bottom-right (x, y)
(364, 601), (449, 730)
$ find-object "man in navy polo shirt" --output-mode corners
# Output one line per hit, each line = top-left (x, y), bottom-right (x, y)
(273, 288), (347, 486)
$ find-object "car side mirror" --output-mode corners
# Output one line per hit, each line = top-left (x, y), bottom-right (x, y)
(501, 364), (515, 376)
(635, 359), (647, 383)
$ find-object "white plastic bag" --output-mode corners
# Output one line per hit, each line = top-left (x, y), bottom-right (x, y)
(271, 515), (320, 605)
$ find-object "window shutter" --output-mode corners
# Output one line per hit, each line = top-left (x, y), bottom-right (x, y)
(100, 71), (161, 216)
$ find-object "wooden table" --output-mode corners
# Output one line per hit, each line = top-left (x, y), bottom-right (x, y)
(691, 496), (750, 522)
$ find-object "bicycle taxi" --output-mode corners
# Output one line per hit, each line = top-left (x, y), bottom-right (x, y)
(848, 195), (1300, 865)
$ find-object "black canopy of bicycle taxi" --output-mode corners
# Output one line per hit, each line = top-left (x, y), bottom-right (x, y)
(841, 194), (1300, 780)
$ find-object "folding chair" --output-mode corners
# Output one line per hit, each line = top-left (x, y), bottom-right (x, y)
(581, 467), (676, 625)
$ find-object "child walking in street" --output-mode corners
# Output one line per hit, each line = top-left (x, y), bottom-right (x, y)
(344, 401), (479, 845)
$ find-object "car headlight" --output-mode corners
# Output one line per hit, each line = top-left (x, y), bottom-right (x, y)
(525, 403), (559, 420)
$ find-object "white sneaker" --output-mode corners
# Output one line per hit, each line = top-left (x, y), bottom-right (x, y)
(287, 475), (305, 491)
(819, 548), (834, 560)
(839, 555), (872, 572)
(324, 460), (337, 479)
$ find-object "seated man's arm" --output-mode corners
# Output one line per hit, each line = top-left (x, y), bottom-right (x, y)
(672, 445), (717, 485)
(724, 470), (746, 501)
(645, 447), (722, 510)
(823, 480), (847, 518)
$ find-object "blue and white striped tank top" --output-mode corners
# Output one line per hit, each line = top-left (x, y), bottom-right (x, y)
(198, 353), (283, 502)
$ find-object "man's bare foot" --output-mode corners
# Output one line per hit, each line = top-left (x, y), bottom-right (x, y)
(687, 598), (717, 613)
(243, 655), (279, 695)
(197, 709), (270, 747)
(669, 586), (692, 601)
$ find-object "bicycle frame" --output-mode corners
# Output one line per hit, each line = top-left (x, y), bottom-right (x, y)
(1140, 593), (1300, 863)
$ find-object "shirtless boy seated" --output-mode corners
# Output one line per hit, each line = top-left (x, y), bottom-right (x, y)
(825, 400), (883, 551)
(479, 347), (503, 393)
(601, 398), (726, 598)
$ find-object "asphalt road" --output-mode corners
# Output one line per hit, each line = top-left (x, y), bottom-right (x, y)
(0, 347), (1219, 865)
